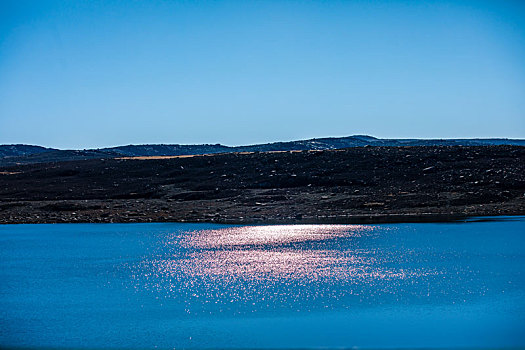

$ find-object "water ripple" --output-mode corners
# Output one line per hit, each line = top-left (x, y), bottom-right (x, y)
(122, 224), (444, 314)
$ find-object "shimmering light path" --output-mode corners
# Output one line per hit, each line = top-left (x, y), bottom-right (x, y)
(1, 218), (524, 348)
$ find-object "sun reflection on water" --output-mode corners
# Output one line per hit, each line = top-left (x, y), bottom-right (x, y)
(123, 224), (441, 314)
(180, 224), (369, 248)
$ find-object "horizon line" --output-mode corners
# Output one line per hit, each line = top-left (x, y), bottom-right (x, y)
(1, 134), (525, 151)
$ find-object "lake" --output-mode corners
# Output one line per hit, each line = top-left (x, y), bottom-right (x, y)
(1, 217), (524, 348)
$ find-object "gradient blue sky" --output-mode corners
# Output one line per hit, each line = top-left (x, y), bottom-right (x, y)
(1, 0), (524, 148)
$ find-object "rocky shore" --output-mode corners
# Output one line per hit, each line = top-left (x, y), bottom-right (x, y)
(0, 146), (523, 224)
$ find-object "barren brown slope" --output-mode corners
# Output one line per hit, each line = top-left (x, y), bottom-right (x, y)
(0, 146), (523, 224)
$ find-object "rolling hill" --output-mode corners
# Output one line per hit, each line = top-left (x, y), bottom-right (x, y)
(1, 135), (524, 166)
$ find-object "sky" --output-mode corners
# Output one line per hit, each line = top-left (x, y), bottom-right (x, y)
(0, 0), (524, 149)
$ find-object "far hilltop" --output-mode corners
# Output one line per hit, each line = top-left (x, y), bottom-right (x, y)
(1, 135), (524, 166)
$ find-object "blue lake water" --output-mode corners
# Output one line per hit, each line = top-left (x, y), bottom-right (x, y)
(1, 217), (524, 349)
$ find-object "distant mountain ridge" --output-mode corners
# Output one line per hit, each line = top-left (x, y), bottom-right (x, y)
(0, 145), (51, 158)
(1, 135), (524, 166)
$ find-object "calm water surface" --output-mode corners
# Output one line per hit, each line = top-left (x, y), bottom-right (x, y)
(1, 217), (524, 348)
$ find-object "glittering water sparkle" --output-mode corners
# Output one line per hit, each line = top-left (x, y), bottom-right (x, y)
(126, 224), (443, 314)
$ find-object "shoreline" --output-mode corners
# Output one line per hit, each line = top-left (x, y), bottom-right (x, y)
(1, 210), (524, 226)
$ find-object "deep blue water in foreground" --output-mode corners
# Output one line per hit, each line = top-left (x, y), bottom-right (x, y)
(0, 217), (524, 349)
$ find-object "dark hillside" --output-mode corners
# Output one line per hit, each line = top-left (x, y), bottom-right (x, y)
(0, 145), (523, 224)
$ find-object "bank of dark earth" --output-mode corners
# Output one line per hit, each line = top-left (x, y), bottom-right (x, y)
(0, 146), (523, 224)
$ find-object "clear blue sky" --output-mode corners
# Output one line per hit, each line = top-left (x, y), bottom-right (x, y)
(0, 0), (524, 149)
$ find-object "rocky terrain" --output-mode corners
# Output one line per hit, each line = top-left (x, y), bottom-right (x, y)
(0, 145), (524, 224)
(1, 135), (524, 166)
